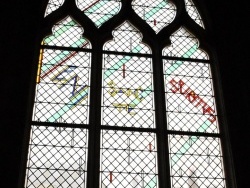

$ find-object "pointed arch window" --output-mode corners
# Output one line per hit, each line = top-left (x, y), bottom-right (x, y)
(22, 1), (235, 188)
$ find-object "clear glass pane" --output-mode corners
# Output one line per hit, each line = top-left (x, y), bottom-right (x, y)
(100, 130), (158, 188)
(184, 0), (204, 28)
(102, 22), (154, 128)
(25, 126), (88, 188)
(44, 0), (65, 17)
(76, 0), (122, 27)
(169, 135), (226, 188)
(163, 60), (218, 133)
(163, 27), (208, 60)
(132, 0), (176, 33)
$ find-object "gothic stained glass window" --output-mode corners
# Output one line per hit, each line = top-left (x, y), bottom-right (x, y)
(34, 17), (91, 124)
(24, 16), (91, 188)
(163, 28), (225, 187)
(100, 22), (158, 187)
(22, 0), (234, 188)
(101, 21), (154, 128)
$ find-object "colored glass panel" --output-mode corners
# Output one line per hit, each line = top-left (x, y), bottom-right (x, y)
(33, 17), (91, 124)
(163, 28), (217, 133)
(100, 130), (158, 188)
(132, 0), (176, 33)
(44, 0), (65, 17)
(102, 22), (154, 128)
(184, 0), (204, 28)
(76, 0), (122, 27)
(169, 135), (225, 188)
(164, 60), (218, 133)
(43, 17), (91, 48)
(163, 27), (226, 187)
(25, 126), (88, 188)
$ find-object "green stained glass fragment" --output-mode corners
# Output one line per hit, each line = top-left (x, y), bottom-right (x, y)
(85, 1), (106, 13)
(47, 37), (198, 123)
(144, 1), (167, 20)
(41, 39), (87, 73)
(171, 120), (211, 164)
(165, 44), (198, 74)
(145, 177), (157, 188)
(44, 20), (76, 44)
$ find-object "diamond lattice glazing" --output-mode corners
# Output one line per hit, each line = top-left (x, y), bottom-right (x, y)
(104, 21), (151, 54)
(100, 130), (158, 188)
(25, 126), (88, 188)
(76, 0), (122, 27)
(184, 0), (204, 28)
(102, 22), (154, 128)
(34, 49), (91, 124)
(44, 17), (91, 48)
(132, 0), (176, 33)
(169, 135), (226, 188)
(44, 0), (65, 17)
(163, 60), (218, 133)
(102, 55), (154, 127)
(163, 27), (208, 60)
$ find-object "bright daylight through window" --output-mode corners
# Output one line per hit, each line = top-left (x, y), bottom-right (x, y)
(23, 0), (229, 188)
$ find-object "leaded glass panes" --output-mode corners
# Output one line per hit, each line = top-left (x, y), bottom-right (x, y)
(104, 22), (151, 54)
(33, 17), (91, 124)
(132, 0), (176, 33)
(163, 60), (218, 133)
(163, 27), (226, 186)
(100, 130), (158, 188)
(102, 22), (155, 128)
(24, 1), (233, 188)
(163, 28), (217, 133)
(184, 0), (204, 28)
(43, 17), (91, 48)
(163, 27), (208, 60)
(169, 135), (226, 188)
(44, 0), (65, 17)
(76, 0), (122, 28)
(25, 126), (88, 188)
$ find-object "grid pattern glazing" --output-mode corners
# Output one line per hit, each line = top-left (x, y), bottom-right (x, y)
(34, 17), (91, 124)
(102, 22), (154, 128)
(44, 0), (65, 17)
(24, 0), (230, 187)
(184, 0), (204, 28)
(169, 135), (226, 188)
(163, 27), (208, 60)
(44, 17), (91, 49)
(25, 126), (88, 188)
(132, 0), (176, 33)
(164, 60), (218, 133)
(76, 0), (122, 28)
(104, 21), (151, 54)
(100, 130), (158, 188)
(34, 48), (91, 124)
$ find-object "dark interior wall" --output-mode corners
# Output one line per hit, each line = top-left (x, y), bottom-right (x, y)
(1, 0), (249, 187)
(206, 1), (250, 187)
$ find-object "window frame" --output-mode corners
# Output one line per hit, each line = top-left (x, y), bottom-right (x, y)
(19, 0), (237, 188)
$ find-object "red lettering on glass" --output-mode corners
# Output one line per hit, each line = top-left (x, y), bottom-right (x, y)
(169, 79), (179, 93)
(169, 79), (216, 123)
